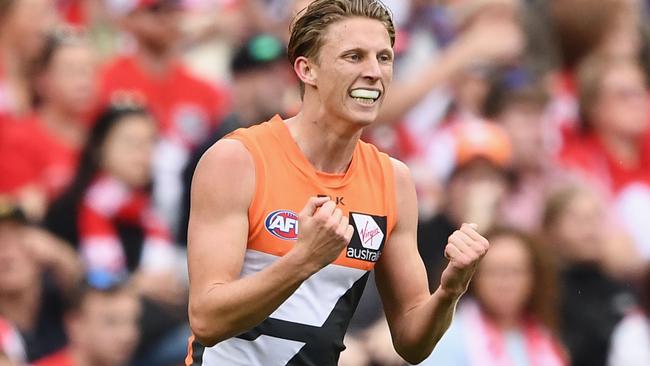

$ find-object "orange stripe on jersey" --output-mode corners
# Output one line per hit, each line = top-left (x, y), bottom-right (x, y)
(225, 115), (397, 272)
(185, 335), (194, 366)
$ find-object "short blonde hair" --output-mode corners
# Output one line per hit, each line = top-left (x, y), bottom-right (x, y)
(288, 0), (395, 96)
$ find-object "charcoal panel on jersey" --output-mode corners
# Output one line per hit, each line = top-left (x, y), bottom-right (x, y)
(233, 272), (370, 365)
(188, 338), (205, 365)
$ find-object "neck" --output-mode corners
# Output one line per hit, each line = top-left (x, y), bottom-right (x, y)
(285, 104), (363, 174)
(73, 349), (113, 366)
(39, 104), (86, 148)
(596, 130), (641, 168)
(488, 312), (522, 331)
(134, 45), (175, 77)
(0, 284), (41, 331)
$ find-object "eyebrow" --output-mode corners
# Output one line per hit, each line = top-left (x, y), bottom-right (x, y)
(338, 47), (394, 56)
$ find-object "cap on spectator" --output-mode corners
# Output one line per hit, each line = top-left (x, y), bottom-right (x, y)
(231, 34), (286, 74)
(106, 0), (181, 17)
(0, 197), (27, 224)
(453, 121), (512, 169)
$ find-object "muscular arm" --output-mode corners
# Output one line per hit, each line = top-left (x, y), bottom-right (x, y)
(188, 139), (314, 346)
(188, 139), (353, 347)
(375, 159), (488, 364)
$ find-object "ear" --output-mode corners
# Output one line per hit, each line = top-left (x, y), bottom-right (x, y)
(294, 56), (317, 88)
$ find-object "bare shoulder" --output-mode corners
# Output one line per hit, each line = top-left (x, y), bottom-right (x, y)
(388, 157), (417, 226)
(389, 157), (415, 193)
(196, 138), (254, 176)
(191, 138), (255, 211)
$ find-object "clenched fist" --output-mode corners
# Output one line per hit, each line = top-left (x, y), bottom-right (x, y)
(293, 197), (355, 271)
(440, 223), (490, 297)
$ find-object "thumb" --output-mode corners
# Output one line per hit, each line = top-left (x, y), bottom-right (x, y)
(467, 223), (479, 231)
(300, 196), (330, 217)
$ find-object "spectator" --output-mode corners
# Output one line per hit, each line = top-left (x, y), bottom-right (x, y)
(544, 0), (644, 141)
(98, 0), (230, 234)
(374, 0), (524, 128)
(419, 121), (512, 291)
(543, 185), (637, 366)
(0, 0), (57, 119)
(44, 104), (187, 366)
(607, 263), (650, 366)
(0, 27), (98, 220)
(177, 32), (295, 244)
(0, 197), (82, 362)
(482, 67), (561, 231)
(561, 56), (650, 259)
(34, 281), (141, 366)
(422, 228), (566, 366)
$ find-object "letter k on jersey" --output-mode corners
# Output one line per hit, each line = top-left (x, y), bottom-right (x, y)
(317, 194), (345, 206)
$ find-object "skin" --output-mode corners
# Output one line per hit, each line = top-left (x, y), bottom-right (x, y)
(473, 235), (533, 328)
(67, 290), (141, 366)
(188, 16), (489, 364)
(39, 44), (98, 119)
(550, 191), (605, 264)
(0, 221), (81, 332)
(592, 63), (648, 140)
(101, 115), (157, 189)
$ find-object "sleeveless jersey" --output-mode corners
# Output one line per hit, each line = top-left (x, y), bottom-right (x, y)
(186, 116), (397, 366)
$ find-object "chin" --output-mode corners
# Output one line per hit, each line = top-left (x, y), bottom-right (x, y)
(346, 110), (379, 127)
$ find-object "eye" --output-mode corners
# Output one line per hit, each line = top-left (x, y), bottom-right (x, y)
(378, 53), (393, 64)
(345, 53), (361, 62)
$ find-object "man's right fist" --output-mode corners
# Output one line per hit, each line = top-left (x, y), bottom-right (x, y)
(294, 197), (355, 270)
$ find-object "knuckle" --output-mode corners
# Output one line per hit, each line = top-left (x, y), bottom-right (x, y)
(327, 218), (339, 228)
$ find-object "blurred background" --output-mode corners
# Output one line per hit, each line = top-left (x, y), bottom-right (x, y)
(1, 0), (650, 365)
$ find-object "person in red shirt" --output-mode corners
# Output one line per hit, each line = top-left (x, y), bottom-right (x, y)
(34, 282), (142, 366)
(98, 0), (229, 233)
(0, 28), (98, 220)
(560, 56), (650, 195)
(561, 55), (650, 261)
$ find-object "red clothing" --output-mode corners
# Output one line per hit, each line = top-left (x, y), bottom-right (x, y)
(34, 348), (75, 366)
(56, 0), (86, 27)
(560, 133), (650, 194)
(98, 55), (229, 149)
(0, 115), (80, 198)
(79, 174), (175, 275)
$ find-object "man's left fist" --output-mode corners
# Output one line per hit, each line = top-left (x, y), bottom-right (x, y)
(439, 223), (490, 297)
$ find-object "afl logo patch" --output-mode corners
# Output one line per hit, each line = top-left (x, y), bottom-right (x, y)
(265, 210), (299, 240)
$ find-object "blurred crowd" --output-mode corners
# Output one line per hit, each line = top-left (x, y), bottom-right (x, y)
(1, 0), (650, 365)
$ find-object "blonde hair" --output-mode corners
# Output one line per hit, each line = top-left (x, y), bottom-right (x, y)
(288, 0), (395, 95)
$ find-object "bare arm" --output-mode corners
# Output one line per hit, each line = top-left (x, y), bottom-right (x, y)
(375, 159), (489, 364)
(23, 227), (82, 294)
(187, 139), (353, 346)
(377, 18), (523, 125)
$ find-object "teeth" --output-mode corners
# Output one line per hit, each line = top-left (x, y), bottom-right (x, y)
(354, 97), (375, 105)
(350, 89), (380, 99)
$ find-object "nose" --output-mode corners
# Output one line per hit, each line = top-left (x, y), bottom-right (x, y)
(361, 56), (382, 81)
